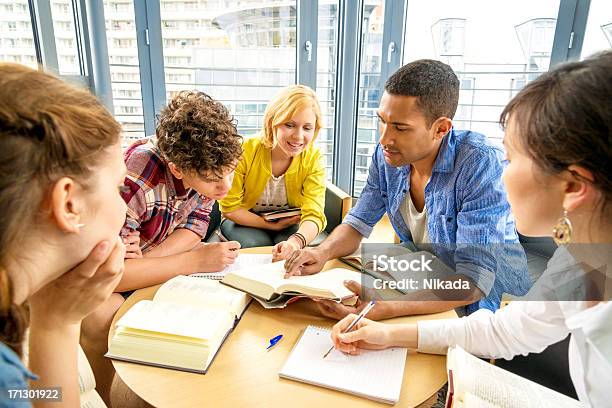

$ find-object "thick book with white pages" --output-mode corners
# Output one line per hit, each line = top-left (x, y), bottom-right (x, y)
(106, 275), (250, 374)
(279, 325), (408, 405)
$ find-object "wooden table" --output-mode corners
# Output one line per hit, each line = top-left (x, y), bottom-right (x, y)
(110, 247), (456, 407)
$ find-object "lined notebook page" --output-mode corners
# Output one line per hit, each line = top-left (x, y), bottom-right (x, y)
(279, 326), (408, 405)
(191, 253), (272, 280)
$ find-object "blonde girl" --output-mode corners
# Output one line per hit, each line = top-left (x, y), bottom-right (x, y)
(220, 85), (327, 260)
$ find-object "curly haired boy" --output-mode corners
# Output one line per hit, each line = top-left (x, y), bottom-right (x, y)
(80, 91), (242, 402)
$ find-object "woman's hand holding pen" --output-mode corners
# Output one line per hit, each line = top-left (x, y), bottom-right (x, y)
(330, 315), (393, 355)
(331, 315), (419, 354)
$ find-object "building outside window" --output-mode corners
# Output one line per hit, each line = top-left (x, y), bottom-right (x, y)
(0, 1), (38, 70)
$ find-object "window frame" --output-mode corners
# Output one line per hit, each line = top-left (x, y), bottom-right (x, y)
(22, 0), (595, 197)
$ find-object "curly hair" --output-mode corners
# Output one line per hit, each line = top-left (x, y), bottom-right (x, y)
(156, 91), (243, 178)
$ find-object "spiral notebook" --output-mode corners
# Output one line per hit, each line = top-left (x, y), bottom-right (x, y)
(279, 325), (408, 405)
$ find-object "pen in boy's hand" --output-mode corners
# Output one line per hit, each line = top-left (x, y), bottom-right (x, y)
(213, 230), (240, 251)
(215, 229), (228, 242)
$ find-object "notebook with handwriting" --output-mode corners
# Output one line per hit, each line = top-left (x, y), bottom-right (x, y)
(279, 326), (408, 405)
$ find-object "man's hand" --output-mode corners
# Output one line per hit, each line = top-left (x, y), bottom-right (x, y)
(191, 241), (241, 272)
(283, 247), (328, 278)
(264, 215), (301, 231)
(315, 280), (392, 320)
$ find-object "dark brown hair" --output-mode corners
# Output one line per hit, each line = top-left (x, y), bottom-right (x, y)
(156, 91), (242, 178)
(500, 51), (612, 212)
(385, 59), (460, 127)
(0, 63), (121, 356)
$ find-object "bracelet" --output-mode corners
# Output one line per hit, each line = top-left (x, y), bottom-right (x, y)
(289, 233), (306, 249)
(289, 232), (307, 249)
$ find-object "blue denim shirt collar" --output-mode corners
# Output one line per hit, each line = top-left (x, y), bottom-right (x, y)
(431, 129), (456, 174)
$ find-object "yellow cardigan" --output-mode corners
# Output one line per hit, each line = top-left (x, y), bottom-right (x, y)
(220, 136), (327, 233)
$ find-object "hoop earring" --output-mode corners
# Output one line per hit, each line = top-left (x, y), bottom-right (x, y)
(552, 209), (572, 245)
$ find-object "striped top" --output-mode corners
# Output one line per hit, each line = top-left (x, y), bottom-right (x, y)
(251, 174), (290, 213)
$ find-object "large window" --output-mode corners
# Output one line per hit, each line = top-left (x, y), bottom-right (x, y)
(0, 1), (37, 68)
(3, 0), (600, 198)
(50, 0), (81, 75)
(160, 0), (296, 138)
(353, 0), (385, 196)
(316, 1), (339, 181)
(403, 0), (561, 143)
(580, 0), (612, 59)
(104, 0), (146, 143)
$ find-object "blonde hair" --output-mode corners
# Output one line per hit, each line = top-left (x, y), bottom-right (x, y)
(259, 85), (323, 148)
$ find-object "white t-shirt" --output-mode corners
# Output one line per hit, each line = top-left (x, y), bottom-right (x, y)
(399, 192), (430, 244)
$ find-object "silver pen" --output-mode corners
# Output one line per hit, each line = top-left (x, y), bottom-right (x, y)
(323, 300), (376, 359)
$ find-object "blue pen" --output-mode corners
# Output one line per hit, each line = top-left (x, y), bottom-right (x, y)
(267, 334), (283, 350)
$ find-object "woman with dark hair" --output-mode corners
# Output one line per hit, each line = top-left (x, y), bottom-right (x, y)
(0, 63), (126, 406)
(330, 51), (612, 406)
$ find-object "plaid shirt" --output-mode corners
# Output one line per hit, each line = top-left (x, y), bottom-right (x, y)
(120, 138), (214, 252)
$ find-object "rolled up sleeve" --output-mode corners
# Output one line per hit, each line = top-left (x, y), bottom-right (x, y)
(176, 196), (213, 239)
(342, 145), (386, 237)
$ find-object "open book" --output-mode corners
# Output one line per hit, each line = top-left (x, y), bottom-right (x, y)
(106, 275), (250, 374)
(221, 262), (360, 307)
(260, 207), (301, 221)
(446, 346), (582, 408)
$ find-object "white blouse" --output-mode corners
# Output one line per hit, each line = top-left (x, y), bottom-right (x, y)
(417, 247), (612, 407)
